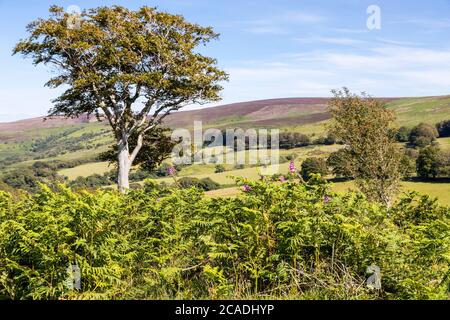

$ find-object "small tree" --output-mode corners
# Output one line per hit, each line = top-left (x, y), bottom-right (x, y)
(409, 123), (439, 147)
(326, 149), (353, 179)
(416, 146), (444, 179)
(436, 120), (450, 138)
(395, 126), (411, 143)
(328, 88), (402, 207)
(14, 6), (228, 193)
(300, 157), (328, 181)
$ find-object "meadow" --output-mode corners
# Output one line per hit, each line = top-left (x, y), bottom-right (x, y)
(1, 96), (450, 205)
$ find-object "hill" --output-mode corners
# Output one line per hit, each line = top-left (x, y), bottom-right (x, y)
(0, 95), (449, 173)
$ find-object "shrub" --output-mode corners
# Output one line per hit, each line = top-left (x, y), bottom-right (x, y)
(301, 157), (328, 181)
(416, 146), (445, 179)
(409, 123), (439, 147)
(214, 165), (226, 173)
(0, 181), (448, 300)
(327, 149), (352, 179)
(436, 120), (450, 138)
(279, 132), (310, 149)
(396, 126), (411, 143)
(177, 177), (220, 191)
(199, 178), (220, 191)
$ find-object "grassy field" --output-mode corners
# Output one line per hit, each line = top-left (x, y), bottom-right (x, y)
(206, 180), (450, 206)
(58, 145), (342, 180)
(387, 96), (450, 127)
(438, 137), (450, 151)
(59, 161), (113, 180)
(1, 95), (449, 203)
(332, 180), (450, 206)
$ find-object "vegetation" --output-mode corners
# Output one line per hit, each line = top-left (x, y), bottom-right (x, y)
(300, 157), (328, 181)
(0, 179), (448, 300)
(416, 146), (450, 179)
(14, 5), (227, 192)
(328, 89), (402, 207)
(436, 120), (450, 138)
(409, 123), (439, 148)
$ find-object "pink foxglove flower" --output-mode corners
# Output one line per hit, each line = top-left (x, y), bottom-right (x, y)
(324, 195), (331, 203)
(242, 185), (252, 192)
(168, 166), (176, 176)
(289, 161), (296, 174)
(279, 176), (286, 182)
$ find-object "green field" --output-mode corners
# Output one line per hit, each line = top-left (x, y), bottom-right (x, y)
(206, 180), (450, 206)
(1, 95), (449, 204)
(59, 161), (113, 180)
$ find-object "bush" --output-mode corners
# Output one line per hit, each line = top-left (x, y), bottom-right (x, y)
(436, 120), (450, 138)
(279, 132), (311, 149)
(0, 181), (448, 300)
(396, 126), (411, 143)
(214, 165), (226, 173)
(327, 149), (352, 179)
(177, 177), (220, 191)
(409, 123), (439, 147)
(301, 157), (328, 181)
(199, 178), (220, 191)
(416, 146), (446, 179)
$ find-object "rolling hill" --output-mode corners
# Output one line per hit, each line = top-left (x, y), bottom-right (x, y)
(0, 95), (449, 174)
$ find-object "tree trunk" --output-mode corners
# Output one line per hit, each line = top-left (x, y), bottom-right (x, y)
(117, 138), (131, 194)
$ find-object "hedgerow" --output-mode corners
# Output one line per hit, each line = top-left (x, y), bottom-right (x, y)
(0, 178), (448, 300)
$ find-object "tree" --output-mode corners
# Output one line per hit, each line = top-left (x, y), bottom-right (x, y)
(328, 88), (402, 207)
(416, 146), (444, 179)
(400, 149), (417, 179)
(436, 120), (450, 138)
(326, 149), (352, 179)
(100, 127), (176, 173)
(214, 164), (226, 173)
(279, 132), (310, 149)
(300, 157), (328, 181)
(395, 126), (411, 143)
(409, 123), (439, 147)
(14, 6), (228, 193)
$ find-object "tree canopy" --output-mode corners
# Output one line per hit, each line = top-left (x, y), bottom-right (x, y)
(14, 5), (228, 192)
(328, 88), (402, 207)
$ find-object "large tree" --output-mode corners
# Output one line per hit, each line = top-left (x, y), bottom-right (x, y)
(14, 6), (228, 192)
(328, 88), (402, 207)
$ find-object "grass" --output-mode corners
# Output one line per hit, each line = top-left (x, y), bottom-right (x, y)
(59, 161), (113, 180)
(331, 180), (450, 206)
(438, 137), (450, 151)
(206, 180), (450, 206)
(387, 96), (450, 127)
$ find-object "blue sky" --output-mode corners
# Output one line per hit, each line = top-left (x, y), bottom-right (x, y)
(1, 0), (450, 121)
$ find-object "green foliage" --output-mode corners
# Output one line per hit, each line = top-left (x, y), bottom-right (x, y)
(416, 146), (449, 179)
(328, 88), (403, 207)
(100, 128), (176, 173)
(396, 126), (412, 143)
(13, 5), (228, 192)
(327, 149), (352, 179)
(301, 157), (328, 181)
(1, 164), (66, 193)
(177, 177), (220, 191)
(279, 132), (311, 149)
(436, 120), (450, 138)
(0, 180), (448, 300)
(409, 123), (439, 148)
(214, 165), (226, 174)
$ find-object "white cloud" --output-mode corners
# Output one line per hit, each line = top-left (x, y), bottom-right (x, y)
(217, 45), (450, 104)
(390, 18), (450, 29)
(294, 36), (364, 45)
(243, 11), (326, 34)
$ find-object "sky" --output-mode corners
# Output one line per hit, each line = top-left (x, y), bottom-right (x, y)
(1, 0), (450, 121)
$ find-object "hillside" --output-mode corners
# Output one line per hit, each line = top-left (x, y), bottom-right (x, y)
(0, 95), (449, 173)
